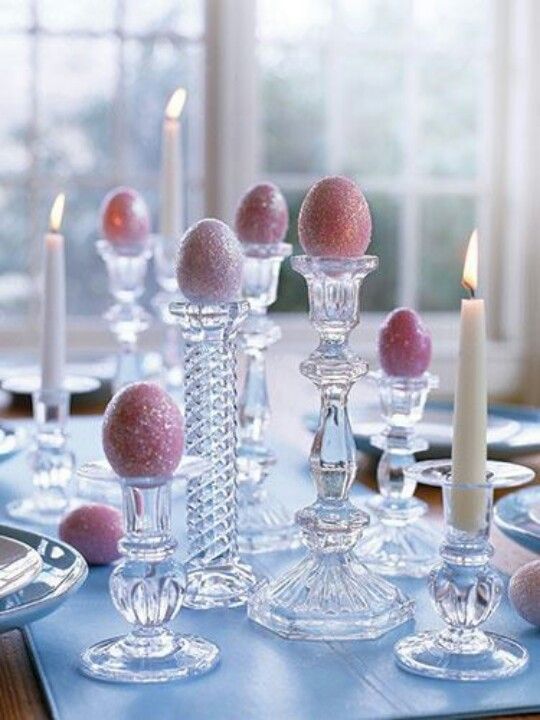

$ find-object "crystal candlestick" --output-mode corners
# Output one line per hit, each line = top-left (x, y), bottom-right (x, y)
(170, 301), (257, 608)
(7, 388), (75, 525)
(78, 459), (219, 683)
(97, 239), (152, 394)
(248, 256), (414, 640)
(237, 242), (299, 554)
(395, 459), (534, 681)
(356, 370), (439, 577)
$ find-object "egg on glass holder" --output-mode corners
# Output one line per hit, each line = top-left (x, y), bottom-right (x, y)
(100, 186), (151, 254)
(379, 307), (432, 378)
(235, 182), (289, 246)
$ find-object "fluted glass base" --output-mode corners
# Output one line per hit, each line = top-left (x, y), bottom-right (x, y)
(238, 479), (301, 554)
(80, 629), (219, 684)
(184, 560), (257, 610)
(394, 629), (528, 681)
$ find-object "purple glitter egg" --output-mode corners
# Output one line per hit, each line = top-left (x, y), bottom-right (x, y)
(379, 308), (432, 378)
(102, 382), (184, 478)
(176, 218), (243, 303)
(509, 560), (540, 626)
(59, 504), (122, 566)
(235, 182), (289, 245)
(100, 186), (150, 249)
(298, 176), (372, 258)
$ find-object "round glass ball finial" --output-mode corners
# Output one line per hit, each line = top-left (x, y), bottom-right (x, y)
(79, 382), (219, 683)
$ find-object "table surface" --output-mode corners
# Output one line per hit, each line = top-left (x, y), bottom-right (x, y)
(0, 349), (538, 720)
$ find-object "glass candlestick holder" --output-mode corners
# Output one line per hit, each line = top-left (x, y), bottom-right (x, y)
(248, 256), (414, 640)
(8, 388), (75, 525)
(394, 459), (535, 681)
(170, 300), (257, 609)
(355, 370), (440, 577)
(78, 456), (219, 683)
(97, 239), (153, 394)
(237, 242), (300, 554)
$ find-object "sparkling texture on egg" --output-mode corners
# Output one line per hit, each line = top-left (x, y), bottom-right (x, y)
(298, 176), (372, 258)
(59, 504), (122, 566)
(176, 218), (243, 303)
(235, 182), (289, 245)
(509, 560), (540, 626)
(100, 186), (150, 249)
(102, 382), (184, 478)
(378, 307), (432, 378)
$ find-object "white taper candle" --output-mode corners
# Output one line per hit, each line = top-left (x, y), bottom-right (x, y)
(160, 87), (187, 240)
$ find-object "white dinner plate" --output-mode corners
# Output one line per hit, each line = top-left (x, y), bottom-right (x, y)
(0, 535), (43, 600)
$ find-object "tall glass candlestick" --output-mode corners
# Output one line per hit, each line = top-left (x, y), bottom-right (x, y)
(237, 242), (299, 553)
(170, 300), (257, 608)
(248, 256), (414, 639)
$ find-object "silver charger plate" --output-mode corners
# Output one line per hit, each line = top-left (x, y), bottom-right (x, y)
(494, 486), (540, 553)
(0, 524), (87, 633)
(0, 535), (43, 600)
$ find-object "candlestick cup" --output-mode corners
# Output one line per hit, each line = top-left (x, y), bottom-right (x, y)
(394, 459), (534, 681)
(356, 370), (439, 577)
(248, 256), (414, 640)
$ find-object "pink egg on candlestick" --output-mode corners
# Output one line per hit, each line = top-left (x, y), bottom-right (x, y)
(100, 187), (151, 250)
(102, 382), (184, 478)
(59, 504), (123, 566)
(235, 182), (289, 245)
(298, 175), (372, 258)
(176, 218), (243, 303)
(378, 308), (432, 378)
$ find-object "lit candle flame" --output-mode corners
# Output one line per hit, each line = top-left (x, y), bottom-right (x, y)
(165, 87), (187, 121)
(462, 229), (478, 297)
(49, 193), (66, 233)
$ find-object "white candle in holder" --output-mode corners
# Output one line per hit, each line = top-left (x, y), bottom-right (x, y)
(41, 193), (66, 392)
(450, 230), (488, 533)
(160, 87), (187, 240)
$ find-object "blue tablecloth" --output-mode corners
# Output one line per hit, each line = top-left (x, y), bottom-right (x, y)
(1, 417), (539, 720)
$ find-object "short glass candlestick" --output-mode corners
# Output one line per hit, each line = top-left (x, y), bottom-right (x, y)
(78, 457), (219, 683)
(237, 242), (300, 553)
(248, 256), (414, 640)
(170, 301), (258, 609)
(356, 370), (440, 577)
(7, 388), (75, 525)
(97, 239), (153, 394)
(394, 459), (534, 681)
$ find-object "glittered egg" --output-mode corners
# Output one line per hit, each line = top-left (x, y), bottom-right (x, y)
(235, 182), (289, 245)
(176, 218), (243, 303)
(100, 186), (150, 250)
(59, 504), (122, 566)
(102, 382), (184, 478)
(298, 176), (372, 258)
(509, 560), (540, 626)
(378, 307), (432, 378)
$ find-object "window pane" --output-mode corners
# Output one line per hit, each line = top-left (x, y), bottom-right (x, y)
(257, 0), (330, 42)
(271, 190), (307, 313)
(123, 0), (203, 37)
(0, 184), (31, 315)
(0, 0), (32, 30)
(362, 193), (399, 311)
(414, 0), (487, 51)
(340, 0), (407, 41)
(419, 194), (476, 311)
(38, 0), (116, 32)
(0, 38), (31, 176)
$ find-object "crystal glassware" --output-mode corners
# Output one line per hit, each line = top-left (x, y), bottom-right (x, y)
(170, 300), (258, 608)
(248, 256), (414, 640)
(7, 388), (75, 525)
(97, 238), (153, 394)
(237, 242), (300, 553)
(395, 459), (535, 681)
(355, 370), (440, 577)
(78, 457), (219, 683)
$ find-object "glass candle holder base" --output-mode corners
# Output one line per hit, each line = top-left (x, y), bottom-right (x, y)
(80, 630), (219, 684)
(6, 496), (76, 526)
(184, 560), (257, 610)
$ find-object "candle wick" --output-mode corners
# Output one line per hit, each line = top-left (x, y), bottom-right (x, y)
(461, 280), (475, 299)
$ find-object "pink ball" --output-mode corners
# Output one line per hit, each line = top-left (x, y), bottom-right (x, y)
(176, 218), (243, 303)
(509, 560), (540, 626)
(235, 182), (289, 245)
(298, 176), (372, 258)
(100, 187), (150, 250)
(378, 308), (432, 378)
(102, 382), (184, 478)
(59, 504), (122, 566)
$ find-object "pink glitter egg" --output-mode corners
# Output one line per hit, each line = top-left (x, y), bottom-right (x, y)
(298, 176), (372, 258)
(59, 504), (122, 566)
(176, 218), (243, 303)
(100, 186), (150, 249)
(509, 560), (540, 626)
(235, 182), (289, 245)
(102, 382), (184, 478)
(379, 308), (432, 378)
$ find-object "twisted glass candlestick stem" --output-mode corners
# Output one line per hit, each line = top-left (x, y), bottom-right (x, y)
(170, 301), (257, 608)
(248, 256), (414, 640)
